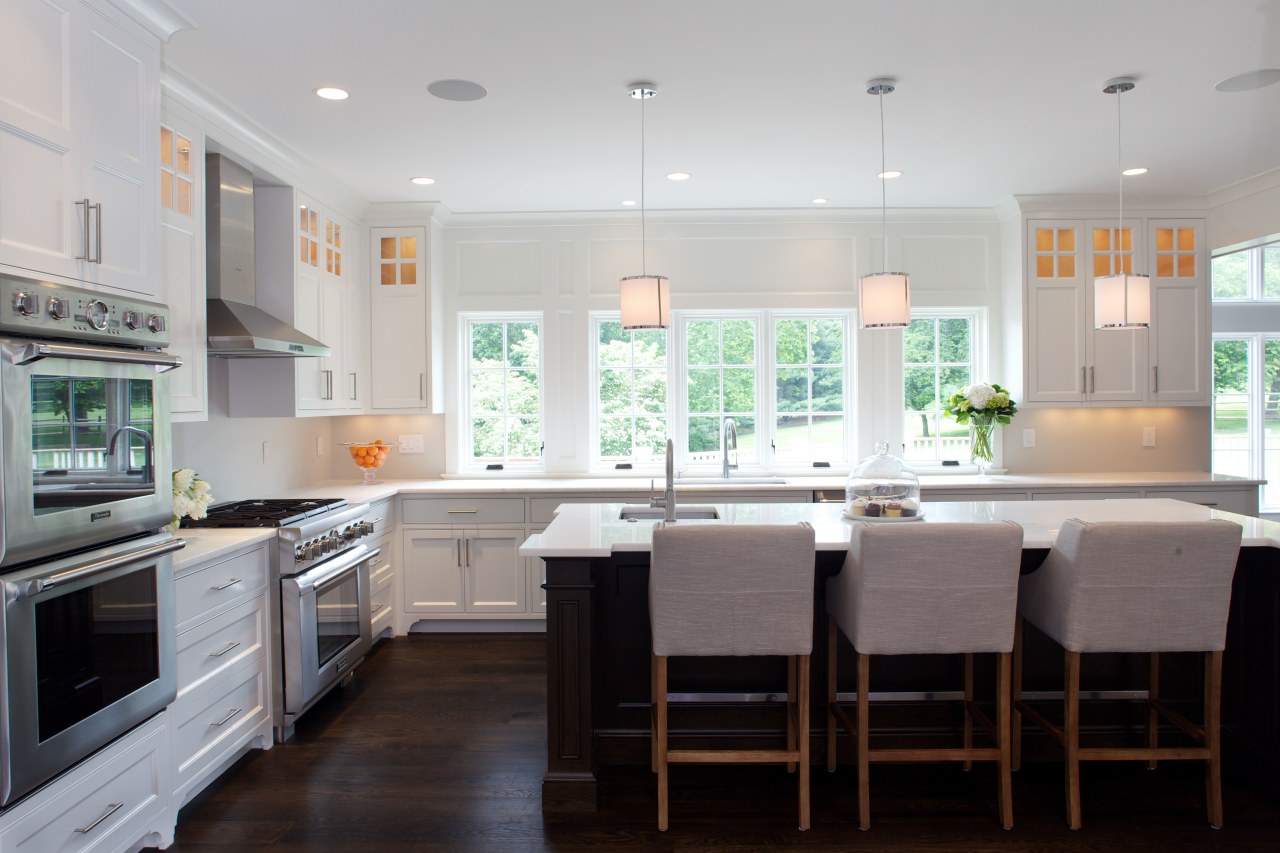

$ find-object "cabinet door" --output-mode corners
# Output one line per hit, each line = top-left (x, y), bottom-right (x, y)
(1084, 222), (1145, 403)
(463, 529), (526, 613)
(294, 200), (327, 410)
(0, 0), (83, 280)
(1148, 220), (1209, 403)
(1025, 222), (1086, 403)
(401, 529), (464, 613)
(160, 115), (206, 420)
(370, 227), (429, 409)
(78, 2), (156, 297)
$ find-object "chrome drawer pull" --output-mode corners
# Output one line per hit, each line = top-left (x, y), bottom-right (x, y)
(210, 640), (241, 658)
(75, 802), (123, 834)
(446, 509), (478, 514)
(212, 707), (242, 727)
(212, 577), (242, 591)
(371, 603), (389, 617)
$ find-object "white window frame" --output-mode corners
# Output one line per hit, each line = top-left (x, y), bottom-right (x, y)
(588, 314), (672, 474)
(1210, 332), (1280, 511)
(459, 312), (545, 473)
(898, 307), (988, 473)
(768, 310), (855, 472)
(1211, 240), (1280, 302)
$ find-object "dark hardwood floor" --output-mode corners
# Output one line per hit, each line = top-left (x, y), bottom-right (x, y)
(165, 634), (1280, 852)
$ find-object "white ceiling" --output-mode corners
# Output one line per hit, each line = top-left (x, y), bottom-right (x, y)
(162, 0), (1280, 214)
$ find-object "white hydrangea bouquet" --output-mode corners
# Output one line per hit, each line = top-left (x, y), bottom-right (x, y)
(943, 382), (1017, 469)
(165, 468), (213, 533)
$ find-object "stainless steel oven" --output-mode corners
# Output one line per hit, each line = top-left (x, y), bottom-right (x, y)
(0, 532), (182, 807)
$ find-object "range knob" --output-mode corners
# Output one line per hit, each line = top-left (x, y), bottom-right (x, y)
(295, 544), (307, 563)
(47, 297), (69, 320)
(147, 314), (166, 333)
(84, 299), (110, 330)
(123, 310), (142, 330)
(342, 525), (358, 542)
(13, 290), (38, 316)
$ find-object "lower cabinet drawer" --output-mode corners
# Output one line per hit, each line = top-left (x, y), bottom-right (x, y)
(176, 595), (268, 700)
(0, 715), (168, 853)
(371, 559), (393, 594)
(401, 496), (525, 525)
(172, 660), (269, 789)
(175, 545), (269, 629)
(371, 583), (394, 628)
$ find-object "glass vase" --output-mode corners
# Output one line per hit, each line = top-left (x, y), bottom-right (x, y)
(970, 422), (995, 475)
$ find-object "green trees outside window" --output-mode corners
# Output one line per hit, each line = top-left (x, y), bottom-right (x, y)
(903, 315), (975, 462)
(467, 319), (542, 464)
(596, 321), (668, 463)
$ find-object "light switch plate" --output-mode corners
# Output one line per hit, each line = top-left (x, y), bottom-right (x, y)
(1142, 427), (1156, 447)
(400, 434), (425, 454)
(1022, 428), (1036, 448)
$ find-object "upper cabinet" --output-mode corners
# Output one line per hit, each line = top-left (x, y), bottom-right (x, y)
(368, 210), (443, 412)
(1022, 216), (1208, 407)
(159, 111), (206, 420)
(0, 0), (159, 298)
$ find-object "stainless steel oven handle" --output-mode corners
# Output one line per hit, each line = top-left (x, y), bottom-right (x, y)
(17, 341), (183, 373)
(293, 545), (378, 593)
(10, 537), (186, 601)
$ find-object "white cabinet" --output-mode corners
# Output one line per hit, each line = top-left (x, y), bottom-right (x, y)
(160, 109), (206, 420)
(1023, 217), (1207, 407)
(0, 0), (159, 298)
(401, 527), (526, 614)
(367, 211), (443, 411)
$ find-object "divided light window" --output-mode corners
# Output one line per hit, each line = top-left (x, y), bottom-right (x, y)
(1212, 240), (1280, 300)
(686, 318), (758, 466)
(1212, 335), (1280, 511)
(903, 314), (975, 464)
(774, 317), (848, 464)
(595, 321), (668, 464)
(464, 316), (542, 468)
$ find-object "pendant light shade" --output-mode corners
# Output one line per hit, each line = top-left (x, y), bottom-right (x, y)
(860, 79), (910, 330)
(621, 83), (668, 331)
(620, 274), (669, 329)
(1094, 77), (1150, 330)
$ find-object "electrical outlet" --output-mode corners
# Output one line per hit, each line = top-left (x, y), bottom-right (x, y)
(1022, 428), (1036, 448)
(1142, 427), (1156, 447)
(262, 441), (271, 465)
(399, 434), (425, 454)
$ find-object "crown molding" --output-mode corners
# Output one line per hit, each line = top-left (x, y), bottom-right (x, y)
(1207, 167), (1280, 210)
(101, 0), (195, 41)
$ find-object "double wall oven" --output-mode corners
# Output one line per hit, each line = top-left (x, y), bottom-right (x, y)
(0, 274), (182, 808)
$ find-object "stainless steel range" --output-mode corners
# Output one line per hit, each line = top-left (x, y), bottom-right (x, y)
(182, 498), (380, 740)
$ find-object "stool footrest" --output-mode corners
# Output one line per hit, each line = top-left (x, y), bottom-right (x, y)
(869, 747), (1002, 763)
(668, 749), (802, 765)
(1078, 746), (1210, 761)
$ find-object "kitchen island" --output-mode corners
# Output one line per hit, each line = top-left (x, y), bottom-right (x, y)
(521, 499), (1280, 810)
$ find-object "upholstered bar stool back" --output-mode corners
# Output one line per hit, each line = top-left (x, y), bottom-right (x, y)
(648, 522), (817, 831)
(1014, 518), (1242, 829)
(826, 521), (1024, 830)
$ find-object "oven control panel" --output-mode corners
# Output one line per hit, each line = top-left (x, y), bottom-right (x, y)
(1, 273), (171, 348)
(294, 521), (378, 564)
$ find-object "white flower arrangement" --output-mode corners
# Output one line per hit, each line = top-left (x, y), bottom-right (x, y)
(165, 468), (213, 533)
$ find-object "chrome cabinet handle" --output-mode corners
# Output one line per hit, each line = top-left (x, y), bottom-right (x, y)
(212, 707), (242, 727)
(1081, 366), (1086, 395)
(75, 198), (92, 261)
(1089, 366), (1095, 394)
(92, 201), (102, 263)
(419, 372), (424, 400)
(350, 371), (357, 400)
(210, 640), (241, 658)
(464, 539), (470, 566)
(213, 577), (241, 591)
(447, 509), (478, 514)
(75, 802), (123, 834)
(1153, 365), (1159, 394)
(371, 603), (389, 618)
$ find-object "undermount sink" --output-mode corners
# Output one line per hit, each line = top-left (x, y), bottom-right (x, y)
(675, 477), (789, 485)
(618, 505), (721, 521)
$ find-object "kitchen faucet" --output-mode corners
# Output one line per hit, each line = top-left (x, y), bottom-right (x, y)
(106, 426), (154, 484)
(648, 439), (678, 522)
(722, 417), (738, 480)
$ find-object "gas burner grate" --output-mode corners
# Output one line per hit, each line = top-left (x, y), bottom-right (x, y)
(180, 498), (347, 528)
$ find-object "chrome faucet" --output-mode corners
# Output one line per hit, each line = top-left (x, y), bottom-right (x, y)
(649, 439), (677, 522)
(722, 417), (738, 480)
(106, 426), (154, 483)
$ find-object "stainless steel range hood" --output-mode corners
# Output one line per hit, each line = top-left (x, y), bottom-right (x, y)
(205, 154), (330, 358)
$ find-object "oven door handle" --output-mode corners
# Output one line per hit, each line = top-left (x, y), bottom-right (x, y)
(293, 545), (379, 594)
(17, 341), (184, 373)
(7, 537), (187, 601)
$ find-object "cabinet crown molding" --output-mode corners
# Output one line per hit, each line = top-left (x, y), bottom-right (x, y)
(101, 0), (195, 40)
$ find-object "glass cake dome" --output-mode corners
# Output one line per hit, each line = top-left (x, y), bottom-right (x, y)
(844, 441), (921, 519)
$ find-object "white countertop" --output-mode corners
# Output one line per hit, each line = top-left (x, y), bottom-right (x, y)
(172, 528), (275, 570)
(519, 499), (1280, 558)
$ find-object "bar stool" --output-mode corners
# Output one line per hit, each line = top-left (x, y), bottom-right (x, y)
(649, 521), (816, 831)
(826, 521), (1024, 830)
(1013, 518), (1242, 829)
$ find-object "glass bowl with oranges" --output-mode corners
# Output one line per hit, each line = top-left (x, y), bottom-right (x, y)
(341, 440), (397, 484)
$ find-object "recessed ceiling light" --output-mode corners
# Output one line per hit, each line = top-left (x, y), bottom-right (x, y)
(812, 198), (828, 204)
(1122, 167), (1149, 176)
(878, 170), (903, 179)
(1215, 69), (1280, 92)
(314, 87), (349, 101)
(621, 199), (637, 206)
(427, 79), (488, 101)
(410, 176), (436, 186)
(666, 172), (690, 181)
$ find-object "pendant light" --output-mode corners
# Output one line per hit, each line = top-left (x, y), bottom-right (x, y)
(859, 78), (910, 329)
(1094, 77), (1150, 329)
(620, 83), (669, 330)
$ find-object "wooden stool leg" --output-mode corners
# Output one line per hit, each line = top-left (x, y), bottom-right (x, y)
(654, 653), (670, 831)
(1147, 652), (1160, 770)
(997, 651), (1014, 830)
(787, 655), (798, 773)
(827, 620), (838, 773)
(1064, 650), (1082, 830)
(1012, 618), (1024, 772)
(1205, 650), (1224, 829)
(798, 655), (811, 831)
(650, 652), (659, 774)
(857, 652), (871, 831)
(963, 652), (975, 772)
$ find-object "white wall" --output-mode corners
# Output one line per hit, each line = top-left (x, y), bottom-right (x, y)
(1209, 169), (1280, 252)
